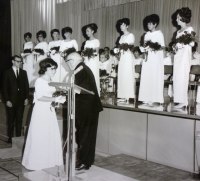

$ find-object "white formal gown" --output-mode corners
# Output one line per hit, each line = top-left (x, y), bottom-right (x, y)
(139, 30), (165, 103)
(173, 27), (193, 105)
(59, 40), (78, 83)
(117, 33), (135, 99)
(84, 39), (100, 95)
(48, 40), (62, 82)
(21, 41), (35, 87)
(22, 78), (63, 170)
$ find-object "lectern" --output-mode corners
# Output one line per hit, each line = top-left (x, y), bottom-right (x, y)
(49, 73), (94, 181)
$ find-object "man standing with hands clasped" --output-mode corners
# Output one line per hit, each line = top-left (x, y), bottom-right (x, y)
(64, 49), (103, 170)
(3, 55), (29, 144)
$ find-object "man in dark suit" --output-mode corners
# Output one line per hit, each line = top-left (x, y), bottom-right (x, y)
(3, 55), (29, 143)
(65, 52), (103, 170)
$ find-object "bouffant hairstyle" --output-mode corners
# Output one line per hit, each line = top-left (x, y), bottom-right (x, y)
(86, 23), (98, 34)
(38, 58), (58, 75)
(24, 32), (32, 39)
(146, 14), (160, 27)
(36, 30), (46, 41)
(133, 46), (142, 55)
(119, 18), (130, 26)
(50, 29), (60, 39)
(177, 7), (192, 24)
(62, 27), (73, 39)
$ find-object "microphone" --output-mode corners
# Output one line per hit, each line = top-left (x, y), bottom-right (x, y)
(74, 65), (83, 75)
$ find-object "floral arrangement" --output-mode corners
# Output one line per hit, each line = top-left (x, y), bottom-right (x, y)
(50, 46), (60, 53)
(33, 48), (45, 55)
(51, 90), (67, 109)
(81, 48), (97, 59)
(171, 31), (197, 54)
(23, 49), (32, 54)
(113, 43), (134, 55)
(140, 40), (165, 52)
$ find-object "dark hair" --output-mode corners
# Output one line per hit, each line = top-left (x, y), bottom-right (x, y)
(119, 18), (130, 26)
(12, 55), (22, 61)
(38, 58), (58, 75)
(50, 29), (60, 39)
(99, 50), (108, 59)
(36, 30), (46, 41)
(146, 14), (160, 28)
(24, 32), (32, 39)
(177, 7), (192, 23)
(86, 23), (98, 34)
(62, 27), (72, 39)
(133, 46), (142, 55)
(104, 47), (110, 51)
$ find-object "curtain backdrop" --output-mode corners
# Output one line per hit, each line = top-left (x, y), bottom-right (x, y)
(84, 0), (142, 10)
(11, 0), (200, 55)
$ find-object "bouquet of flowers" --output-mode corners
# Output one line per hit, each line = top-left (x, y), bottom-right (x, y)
(33, 48), (45, 55)
(113, 43), (134, 55)
(23, 49), (32, 54)
(139, 40), (164, 62)
(171, 31), (197, 54)
(81, 48), (97, 59)
(140, 40), (165, 52)
(51, 90), (67, 110)
(50, 46), (60, 54)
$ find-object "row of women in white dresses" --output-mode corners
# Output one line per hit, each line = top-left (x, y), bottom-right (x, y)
(117, 26), (200, 104)
(22, 27), (200, 104)
(22, 39), (101, 94)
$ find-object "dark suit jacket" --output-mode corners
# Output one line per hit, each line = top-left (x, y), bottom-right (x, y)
(75, 62), (103, 119)
(3, 68), (29, 104)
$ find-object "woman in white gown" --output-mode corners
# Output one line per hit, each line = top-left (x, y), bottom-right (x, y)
(117, 18), (135, 102)
(48, 29), (62, 82)
(83, 23), (100, 94)
(139, 14), (165, 106)
(59, 27), (78, 83)
(21, 32), (35, 87)
(33, 30), (48, 79)
(173, 8), (194, 108)
(22, 58), (66, 171)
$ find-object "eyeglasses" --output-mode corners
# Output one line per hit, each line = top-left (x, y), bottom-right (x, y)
(15, 60), (23, 63)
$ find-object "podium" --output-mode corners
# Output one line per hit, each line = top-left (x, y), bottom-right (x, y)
(49, 75), (94, 181)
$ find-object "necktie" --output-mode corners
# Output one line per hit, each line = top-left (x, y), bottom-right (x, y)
(16, 69), (20, 91)
(16, 69), (19, 78)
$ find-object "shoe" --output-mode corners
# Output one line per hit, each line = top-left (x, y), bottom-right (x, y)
(76, 164), (90, 171)
(174, 103), (187, 109)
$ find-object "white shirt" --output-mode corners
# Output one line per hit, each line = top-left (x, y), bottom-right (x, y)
(12, 66), (19, 77)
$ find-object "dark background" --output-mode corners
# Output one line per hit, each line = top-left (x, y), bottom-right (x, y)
(0, 0), (12, 90)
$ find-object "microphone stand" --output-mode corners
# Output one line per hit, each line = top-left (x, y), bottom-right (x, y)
(66, 72), (76, 181)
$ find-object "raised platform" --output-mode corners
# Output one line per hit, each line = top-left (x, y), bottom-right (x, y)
(18, 165), (138, 181)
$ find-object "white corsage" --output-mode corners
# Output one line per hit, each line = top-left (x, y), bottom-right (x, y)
(113, 48), (119, 54)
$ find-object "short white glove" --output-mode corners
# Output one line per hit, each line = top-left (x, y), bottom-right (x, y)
(55, 96), (66, 103)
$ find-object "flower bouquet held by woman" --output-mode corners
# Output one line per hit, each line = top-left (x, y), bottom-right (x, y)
(21, 32), (36, 87)
(171, 31), (197, 54)
(113, 43), (134, 58)
(173, 7), (196, 109)
(81, 48), (97, 59)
